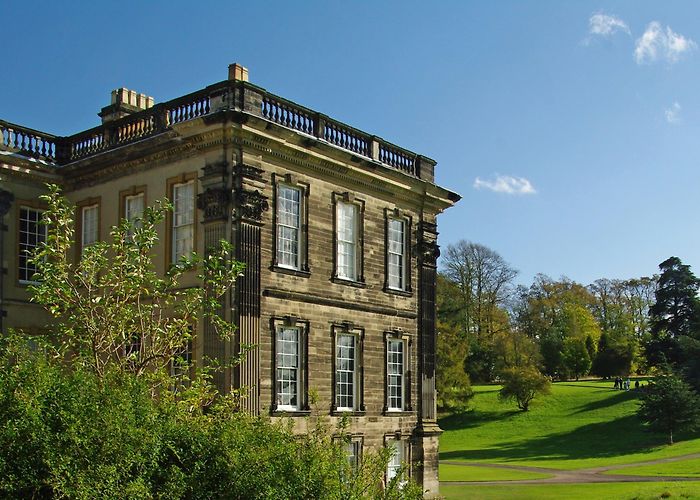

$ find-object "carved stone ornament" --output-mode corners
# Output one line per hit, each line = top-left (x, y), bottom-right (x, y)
(235, 189), (269, 222)
(417, 239), (440, 266)
(235, 163), (264, 181)
(197, 187), (230, 221)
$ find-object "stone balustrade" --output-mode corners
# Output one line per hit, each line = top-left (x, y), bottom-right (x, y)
(0, 81), (432, 180)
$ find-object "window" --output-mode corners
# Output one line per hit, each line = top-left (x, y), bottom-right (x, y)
(386, 439), (404, 484)
(18, 206), (46, 283)
(81, 204), (99, 249)
(384, 210), (411, 294)
(336, 202), (357, 280)
(125, 193), (144, 226)
(332, 193), (365, 284)
(345, 439), (361, 469)
(275, 325), (304, 411)
(172, 180), (195, 262)
(171, 339), (193, 381)
(336, 333), (356, 411)
(387, 219), (406, 289)
(276, 185), (302, 269)
(124, 333), (142, 369)
(387, 339), (405, 411)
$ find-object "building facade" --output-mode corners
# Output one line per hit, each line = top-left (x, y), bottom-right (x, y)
(0, 64), (459, 496)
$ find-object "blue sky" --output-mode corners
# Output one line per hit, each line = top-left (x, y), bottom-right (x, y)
(3, 1), (699, 286)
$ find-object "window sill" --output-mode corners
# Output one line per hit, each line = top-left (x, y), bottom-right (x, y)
(383, 286), (412, 297)
(331, 276), (366, 288)
(271, 265), (311, 278)
(382, 409), (416, 417)
(271, 409), (312, 417)
(331, 409), (366, 417)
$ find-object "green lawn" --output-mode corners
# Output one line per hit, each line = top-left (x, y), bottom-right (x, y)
(439, 381), (700, 470)
(441, 481), (700, 500)
(440, 463), (551, 482)
(606, 458), (700, 478)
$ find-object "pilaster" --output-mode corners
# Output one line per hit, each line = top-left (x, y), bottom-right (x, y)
(231, 163), (268, 415)
(416, 219), (442, 496)
(197, 161), (231, 393)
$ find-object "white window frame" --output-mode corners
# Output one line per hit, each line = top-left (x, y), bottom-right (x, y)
(124, 192), (144, 231)
(387, 218), (407, 290)
(335, 333), (357, 411)
(276, 184), (303, 270)
(336, 201), (359, 281)
(345, 439), (362, 470)
(276, 325), (302, 411)
(386, 438), (405, 484)
(172, 180), (195, 262)
(387, 338), (405, 412)
(81, 204), (99, 251)
(18, 206), (46, 284)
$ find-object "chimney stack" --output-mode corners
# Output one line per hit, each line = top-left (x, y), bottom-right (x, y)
(99, 88), (154, 123)
(228, 63), (249, 82)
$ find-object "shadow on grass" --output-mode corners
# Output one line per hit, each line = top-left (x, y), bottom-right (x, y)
(439, 414), (673, 463)
(439, 409), (521, 431)
(570, 390), (639, 415)
(554, 382), (613, 390)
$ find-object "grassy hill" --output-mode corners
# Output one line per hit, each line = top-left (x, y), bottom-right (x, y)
(439, 380), (700, 470)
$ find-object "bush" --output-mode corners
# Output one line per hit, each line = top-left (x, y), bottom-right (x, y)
(498, 366), (551, 411)
(638, 374), (700, 445)
(0, 336), (421, 499)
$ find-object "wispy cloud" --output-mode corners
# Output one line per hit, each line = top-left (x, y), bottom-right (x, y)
(635, 22), (697, 64)
(665, 102), (682, 124)
(473, 175), (536, 195)
(589, 13), (630, 38)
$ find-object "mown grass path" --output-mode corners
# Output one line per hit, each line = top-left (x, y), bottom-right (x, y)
(442, 452), (700, 485)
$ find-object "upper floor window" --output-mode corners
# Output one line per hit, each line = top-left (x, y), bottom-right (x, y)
(277, 185), (302, 269)
(272, 175), (309, 276)
(172, 180), (195, 262)
(125, 193), (144, 226)
(18, 206), (46, 283)
(387, 219), (406, 290)
(332, 193), (365, 284)
(81, 204), (99, 250)
(336, 202), (357, 280)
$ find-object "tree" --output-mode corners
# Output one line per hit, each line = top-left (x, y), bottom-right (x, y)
(638, 375), (700, 444)
(562, 337), (591, 381)
(515, 276), (599, 379)
(498, 366), (551, 411)
(436, 320), (473, 411)
(29, 185), (243, 382)
(646, 257), (700, 369)
(442, 241), (518, 339)
(440, 241), (518, 383)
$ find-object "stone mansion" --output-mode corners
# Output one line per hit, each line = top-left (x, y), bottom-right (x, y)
(0, 63), (459, 496)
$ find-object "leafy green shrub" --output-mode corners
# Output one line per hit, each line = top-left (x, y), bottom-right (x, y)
(638, 374), (700, 445)
(498, 366), (551, 411)
(0, 335), (421, 499)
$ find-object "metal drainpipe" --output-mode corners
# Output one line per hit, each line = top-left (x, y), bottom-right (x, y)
(0, 188), (15, 335)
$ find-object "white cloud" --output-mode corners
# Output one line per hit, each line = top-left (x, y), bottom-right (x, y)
(635, 22), (697, 64)
(665, 102), (682, 124)
(589, 13), (630, 37)
(473, 175), (536, 195)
